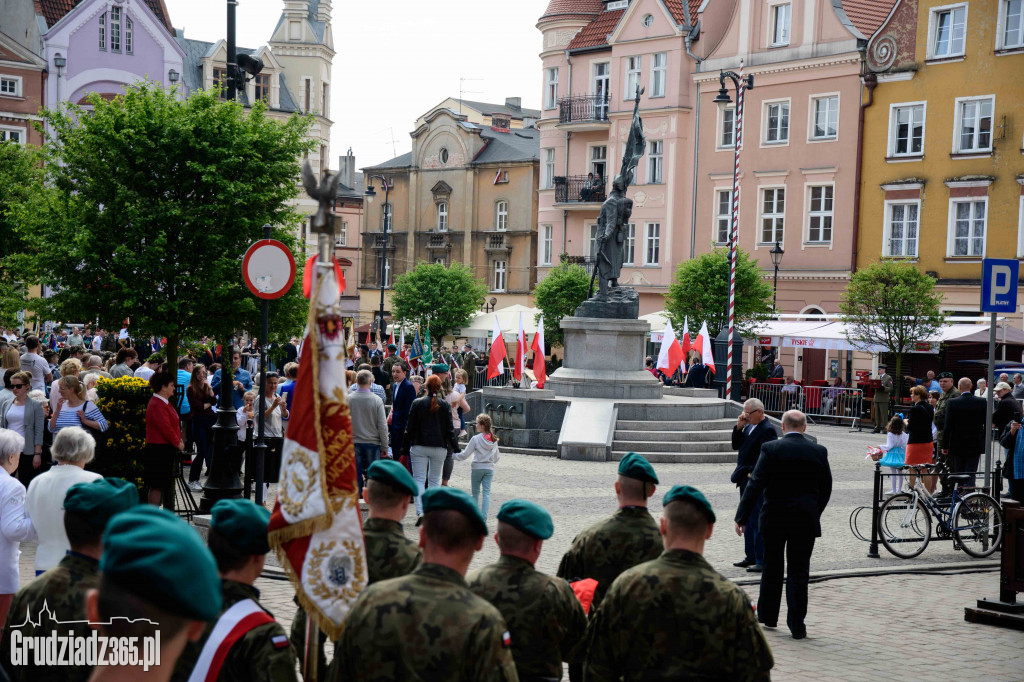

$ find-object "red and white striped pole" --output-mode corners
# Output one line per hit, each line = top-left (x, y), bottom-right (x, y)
(725, 60), (746, 402)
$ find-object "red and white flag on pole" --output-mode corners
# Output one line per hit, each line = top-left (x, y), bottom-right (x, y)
(657, 319), (684, 377)
(531, 315), (546, 389)
(680, 317), (691, 369)
(268, 263), (367, 642)
(514, 312), (526, 382)
(487, 316), (507, 380)
(697, 320), (716, 374)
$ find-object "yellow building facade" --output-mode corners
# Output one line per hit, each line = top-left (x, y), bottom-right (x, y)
(859, 0), (1024, 320)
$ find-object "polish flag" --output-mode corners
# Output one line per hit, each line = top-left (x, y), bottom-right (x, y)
(487, 317), (507, 380)
(656, 319), (684, 376)
(697, 320), (716, 374)
(680, 317), (691, 369)
(514, 312), (526, 382)
(531, 315), (546, 389)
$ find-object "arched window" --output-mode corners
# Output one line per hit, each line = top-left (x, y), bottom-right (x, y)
(437, 202), (448, 231)
(495, 201), (508, 231)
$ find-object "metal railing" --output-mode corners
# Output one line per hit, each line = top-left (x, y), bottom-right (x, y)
(554, 175), (607, 204)
(558, 94), (611, 124)
(748, 382), (864, 426)
(562, 255), (596, 275)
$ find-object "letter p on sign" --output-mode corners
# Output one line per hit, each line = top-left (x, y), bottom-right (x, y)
(981, 259), (1019, 313)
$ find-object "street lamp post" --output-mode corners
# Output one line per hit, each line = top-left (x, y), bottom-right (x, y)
(770, 241), (784, 367)
(364, 175), (391, 339)
(713, 61), (753, 401)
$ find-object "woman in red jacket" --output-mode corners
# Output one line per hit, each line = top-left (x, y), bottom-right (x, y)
(145, 372), (183, 507)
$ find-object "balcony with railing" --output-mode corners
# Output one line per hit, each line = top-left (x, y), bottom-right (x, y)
(554, 175), (607, 207)
(558, 94), (611, 128)
(563, 255), (596, 275)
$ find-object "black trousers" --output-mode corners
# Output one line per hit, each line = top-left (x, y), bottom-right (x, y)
(758, 527), (816, 633)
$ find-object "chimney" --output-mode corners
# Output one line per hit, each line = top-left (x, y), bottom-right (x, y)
(504, 97), (522, 111)
(337, 147), (355, 188)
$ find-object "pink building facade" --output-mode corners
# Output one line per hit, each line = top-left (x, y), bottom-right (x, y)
(537, 0), (708, 315)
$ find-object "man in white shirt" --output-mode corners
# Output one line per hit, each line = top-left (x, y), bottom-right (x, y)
(91, 329), (104, 351)
(19, 335), (52, 392)
(134, 354), (162, 381)
(26, 426), (102, 574)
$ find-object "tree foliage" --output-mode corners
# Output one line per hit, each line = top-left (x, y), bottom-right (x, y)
(532, 259), (590, 347)
(389, 261), (487, 340)
(0, 142), (46, 327)
(665, 247), (774, 337)
(840, 260), (945, 393)
(9, 83), (313, 371)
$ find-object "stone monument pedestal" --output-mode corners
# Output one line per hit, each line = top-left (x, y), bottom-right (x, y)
(545, 316), (662, 400)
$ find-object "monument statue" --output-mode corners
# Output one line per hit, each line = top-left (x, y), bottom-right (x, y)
(580, 86), (646, 320)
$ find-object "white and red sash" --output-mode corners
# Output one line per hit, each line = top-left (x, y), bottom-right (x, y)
(187, 599), (274, 682)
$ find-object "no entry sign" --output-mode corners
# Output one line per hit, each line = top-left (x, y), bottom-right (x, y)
(242, 239), (296, 299)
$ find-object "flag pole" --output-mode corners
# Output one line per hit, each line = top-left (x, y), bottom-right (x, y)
(725, 60), (750, 402)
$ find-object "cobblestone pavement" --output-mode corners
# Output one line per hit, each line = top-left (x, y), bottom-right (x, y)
(12, 422), (1021, 679)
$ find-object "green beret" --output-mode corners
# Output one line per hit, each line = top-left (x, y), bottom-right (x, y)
(387, 344), (398, 351)
(421, 487), (487, 536)
(617, 452), (659, 484)
(64, 477), (139, 528)
(497, 499), (553, 540)
(431, 363), (450, 373)
(937, 372), (953, 380)
(211, 499), (271, 555)
(662, 485), (716, 524)
(366, 459), (418, 498)
(101, 506), (221, 621)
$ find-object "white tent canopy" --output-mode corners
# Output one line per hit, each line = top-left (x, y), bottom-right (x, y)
(741, 320), (1024, 354)
(456, 304), (541, 343)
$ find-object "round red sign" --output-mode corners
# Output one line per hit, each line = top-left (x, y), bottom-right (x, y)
(242, 239), (296, 300)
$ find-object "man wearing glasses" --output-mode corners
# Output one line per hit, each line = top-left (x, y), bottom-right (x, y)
(730, 398), (777, 572)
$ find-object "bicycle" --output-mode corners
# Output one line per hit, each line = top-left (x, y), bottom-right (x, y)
(877, 464), (1003, 559)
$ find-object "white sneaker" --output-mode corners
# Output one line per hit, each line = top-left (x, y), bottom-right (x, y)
(188, 481), (203, 492)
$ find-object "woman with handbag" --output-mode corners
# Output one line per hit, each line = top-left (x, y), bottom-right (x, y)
(0, 371), (45, 487)
(48, 376), (108, 437)
(402, 374), (459, 517)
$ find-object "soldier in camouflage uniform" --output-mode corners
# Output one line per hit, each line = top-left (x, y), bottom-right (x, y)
(932, 372), (958, 494)
(556, 453), (662, 613)
(1, 478), (138, 682)
(585, 485), (773, 682)
(469, 499), (586, 682)
(319, 460), (423, 677)
(332, 487), (518, 682)
(173, 499), (298, 682)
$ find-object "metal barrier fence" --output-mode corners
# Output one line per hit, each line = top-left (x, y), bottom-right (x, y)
(747, 383), (864, 426)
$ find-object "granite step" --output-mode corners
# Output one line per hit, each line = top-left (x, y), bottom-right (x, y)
(610, 451), (735, 464)
(613, 429), (733, 442)
(615, 419), (736, 431)
(611, 440), (733, 453)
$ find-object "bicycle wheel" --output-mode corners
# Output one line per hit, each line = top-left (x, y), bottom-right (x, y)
(878, 493), (931, 559)
(953, 493), (1003, 558)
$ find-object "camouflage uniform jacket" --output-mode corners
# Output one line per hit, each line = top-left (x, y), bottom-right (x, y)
(1, 552), (99, 682)
(555, 507), (662, 613)
(363, 517), (423, 583)
(173, 580), (298, 682)
(319, 517), (424, 676)
(331, 562), (519, 682)
(933, 386), (958, 445)
(584, 549), (773, 682)
(468, 555), (586, 681)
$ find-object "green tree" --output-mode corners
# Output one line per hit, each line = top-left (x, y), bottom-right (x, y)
(10, 83), (312, 374)
(0, 142), (47, 327)
(665, 247), (773, 337)
(532, 258), (590, 347)
(840, 260), (945, 396)
(389, 261), (487, 340)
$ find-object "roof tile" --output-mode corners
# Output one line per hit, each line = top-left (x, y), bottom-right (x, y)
(841, 0), (898, 38)
(662, 0), (701, 25)
(540, 0), (604, 20)
(567, 8), (625, 50)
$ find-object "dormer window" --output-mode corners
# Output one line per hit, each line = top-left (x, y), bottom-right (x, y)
(607, 0), (629, 9)
(254, 73), (270, 102)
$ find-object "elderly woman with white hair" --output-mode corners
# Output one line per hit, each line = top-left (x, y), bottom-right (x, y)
(0, 428), (36, 624)
(25, 426), (101, 575)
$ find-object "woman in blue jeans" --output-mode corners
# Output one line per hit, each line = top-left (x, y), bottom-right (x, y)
(402, 375), (459, 516)
(454, 413), (500, 517)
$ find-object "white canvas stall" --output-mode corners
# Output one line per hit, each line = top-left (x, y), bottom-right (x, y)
(456, 304), (542, 344)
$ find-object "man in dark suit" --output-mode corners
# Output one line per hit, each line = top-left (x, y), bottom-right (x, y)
(735, 410), (831, 639)
(389, 361), (416, 472)
(769, 360), (784, 379)
(731, 398), (778, 572)
(941, 376), (988, 485)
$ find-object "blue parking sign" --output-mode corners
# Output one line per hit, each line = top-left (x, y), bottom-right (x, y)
(981, 258), (1019, 313)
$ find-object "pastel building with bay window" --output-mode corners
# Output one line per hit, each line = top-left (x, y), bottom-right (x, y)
(857, 0), (1024, 321)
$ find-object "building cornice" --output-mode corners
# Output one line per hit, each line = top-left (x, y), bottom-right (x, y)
(693, 54), (861, 83)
